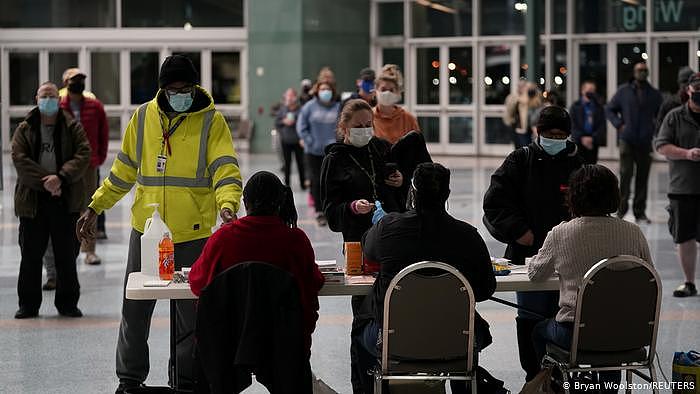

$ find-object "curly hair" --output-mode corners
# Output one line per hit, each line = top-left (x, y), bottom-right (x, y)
(567, 164), (621, 217)
(376, 64), (404, 92)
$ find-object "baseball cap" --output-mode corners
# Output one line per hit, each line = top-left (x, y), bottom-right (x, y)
(687, 72), (700, 88)
(62, 68), (86, 83)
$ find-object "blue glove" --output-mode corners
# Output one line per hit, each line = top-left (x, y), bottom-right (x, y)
(372, 200), (386, 225)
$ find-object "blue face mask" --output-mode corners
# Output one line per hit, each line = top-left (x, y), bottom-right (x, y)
(539, 136), (568, 156)
(168, 92), (194, 112)
(38, 97), (59, 116)
(318, 89), (333, 103)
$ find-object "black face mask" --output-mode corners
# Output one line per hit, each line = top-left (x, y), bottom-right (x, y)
(691, 91), (700, 106)
(68, 81), (85, 94)
(634, 70), (649, 82)
(527, 89), (537, 98)
(584, 92), (596, 100)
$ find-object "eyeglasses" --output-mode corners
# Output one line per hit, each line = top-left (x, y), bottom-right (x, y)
(165, 86), (194, 96)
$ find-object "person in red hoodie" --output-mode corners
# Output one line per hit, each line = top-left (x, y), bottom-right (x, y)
(189, 171), (324, 355)
(60, 68), (109, 265)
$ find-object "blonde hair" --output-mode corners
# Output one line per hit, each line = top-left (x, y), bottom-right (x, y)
(376, 64), (403, 92)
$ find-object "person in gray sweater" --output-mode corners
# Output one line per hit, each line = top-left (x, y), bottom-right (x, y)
(528, 164), (652, 392)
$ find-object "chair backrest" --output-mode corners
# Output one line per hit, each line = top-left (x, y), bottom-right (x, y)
(570, 255), (661, 364)
(381, 261), (476, 374)
(196, 261), (308, 393)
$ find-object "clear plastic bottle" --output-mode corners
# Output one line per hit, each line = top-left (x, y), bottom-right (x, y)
(158, 232), (175, 280)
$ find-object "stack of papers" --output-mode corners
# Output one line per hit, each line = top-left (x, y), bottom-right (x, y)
(316, 260), (345, 284)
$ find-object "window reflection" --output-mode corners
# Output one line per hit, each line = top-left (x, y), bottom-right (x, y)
(484, 46), (511, 105)
(653, 0), (700, 31)
(579, 44), (607, 101)
(480, 0), (543, 36)
(658, 42), (689, 97)
(417, 116), (440, 143)
(131, 52), (160, 104)
(412, 0), (472, 37)
(449, 47), (472, 105)
(449, 117), (473, 143)
(382, 48), (405, 77)
(485, 116), (512, 144)
(212, 52), (241, 104)
(378, 2), (404, 36)
(417, 47), (440, 105)
(122, 0), (244, 27)
(0, 0), (115, 28)
(519, 44), (546, 87)
(108, 116), (122, 140)
(616, 43), (646, 87)
(551, 40), (567, 107)
(575, 0), (644, 33)
(49, 53), (78, 88)
(10, 53), (38, 106)
(172, 52), (201, 83)
(91, 52), (120, 104)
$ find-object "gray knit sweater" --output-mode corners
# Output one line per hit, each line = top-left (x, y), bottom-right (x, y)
(528, 216), (653, 322)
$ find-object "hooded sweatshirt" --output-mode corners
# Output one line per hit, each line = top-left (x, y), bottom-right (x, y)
(373, 105), (420, 145)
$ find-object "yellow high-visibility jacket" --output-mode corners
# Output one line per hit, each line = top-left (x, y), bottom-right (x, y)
(89, 86), (243, 243)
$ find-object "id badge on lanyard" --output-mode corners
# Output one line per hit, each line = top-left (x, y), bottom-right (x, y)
(156, 154), (167, 173)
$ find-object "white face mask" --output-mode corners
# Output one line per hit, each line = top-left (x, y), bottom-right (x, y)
(348, 127), (373, 147)
(377, 90), (400, 106)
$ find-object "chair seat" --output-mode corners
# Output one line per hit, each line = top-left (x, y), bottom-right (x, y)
(546, 343), (648, 367)
(387, 358), (471, 375)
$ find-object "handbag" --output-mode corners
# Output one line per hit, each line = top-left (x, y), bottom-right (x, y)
(519, 367), (556, 394)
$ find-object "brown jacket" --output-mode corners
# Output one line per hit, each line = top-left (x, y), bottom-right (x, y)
(12, 108), (91, 218)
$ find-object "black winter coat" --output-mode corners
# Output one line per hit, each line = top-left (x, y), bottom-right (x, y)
(195, 262), (312, 394)
(320, 138), (403, 242)
(483, 142), (584, 265)
(604, 81), (662, 148)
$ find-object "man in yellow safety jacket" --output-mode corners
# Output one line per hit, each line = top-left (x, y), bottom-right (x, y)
(77, 55), (242, 393)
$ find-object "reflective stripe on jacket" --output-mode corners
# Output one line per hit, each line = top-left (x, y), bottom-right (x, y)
(89, 86), (243, 243)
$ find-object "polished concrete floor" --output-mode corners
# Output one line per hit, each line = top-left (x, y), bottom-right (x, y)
(0, 151), (697, 394)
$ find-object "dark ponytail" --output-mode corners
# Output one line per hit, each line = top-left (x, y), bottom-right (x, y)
(279, 186), (298, 228)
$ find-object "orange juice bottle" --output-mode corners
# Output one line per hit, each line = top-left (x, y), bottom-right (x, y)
(158, 232), (175, 280)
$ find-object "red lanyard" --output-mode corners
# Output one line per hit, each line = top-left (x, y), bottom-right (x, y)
(160, 116), (186, 156)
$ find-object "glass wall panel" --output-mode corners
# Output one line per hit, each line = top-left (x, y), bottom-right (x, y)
(417, 116), (440, 143)
(579, 44), (608, 101)
(616, 43), (646, 87)
(449, 47), (473, 105)
(575, 0), (645, 33)
(123, 0), (244, 27)
(416, 47), (440, 105)
(658, 42), (689, 97)
(10, 53), (39, 106)
(481, 0), (543, 36)
(91, 52), (120, 105)
(108, 116), (121, 140)
(449, 116), (473, 143)
(484, 46), (511, 105)
(552, 0), (567, 34)
(378, 2), (404, 36)
(131, 52), (160, 104)
(212, 52), (241, 104)
(412, 0), (472, 37)
(484, 116), (512, 144)
(49, 53), (79, 88)
(519, 44), (546, 87)
(653, 0), (699, 31)
(0, 0), (116, 27)
(551, 40), (567, 107)
(382, 48), (405, 74)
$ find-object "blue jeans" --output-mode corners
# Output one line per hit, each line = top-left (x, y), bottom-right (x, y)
(533, 319), (621, 392)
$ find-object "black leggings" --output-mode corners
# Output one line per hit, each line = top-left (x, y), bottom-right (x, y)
(281, 142), (306, 188)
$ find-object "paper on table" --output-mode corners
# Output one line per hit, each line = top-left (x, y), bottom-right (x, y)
(144, 280), (170, 287)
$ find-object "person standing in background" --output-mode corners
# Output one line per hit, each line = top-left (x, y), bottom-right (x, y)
(605, 62), (662, 223)
(275, 88), (306, 190)
(297, 80), (340, 226)
(570, 81), (606, 164)
(60, 68), (109, 265)
(372, 65), (420, 145)
(341, 67), (376, 110)
(655, 72), (700, 298)
(12, 81), (90, 319)
(656, 66), (695, 134)
(299, 79), (313, 106)
(504, 82), (542, 149)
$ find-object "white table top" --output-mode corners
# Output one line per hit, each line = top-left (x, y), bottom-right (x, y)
(125, 270), (558, 300)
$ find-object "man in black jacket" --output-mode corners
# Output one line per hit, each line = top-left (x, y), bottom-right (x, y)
(483, 106), (583, 382)
(605, 62), (662, 223)
(354, 163), (497, 393)
(570, 81), (606, 164)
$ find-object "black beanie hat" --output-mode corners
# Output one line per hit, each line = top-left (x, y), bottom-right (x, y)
(159, 55), (199, 88)
(536, 106), (572, 135)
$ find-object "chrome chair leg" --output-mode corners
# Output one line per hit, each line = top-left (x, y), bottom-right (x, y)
(625, 369), (633, 394)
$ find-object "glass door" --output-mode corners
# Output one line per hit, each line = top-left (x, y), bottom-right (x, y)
(478, 43), (517, 156)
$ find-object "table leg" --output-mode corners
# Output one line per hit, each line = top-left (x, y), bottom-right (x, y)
(170, 299), (179, 390)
